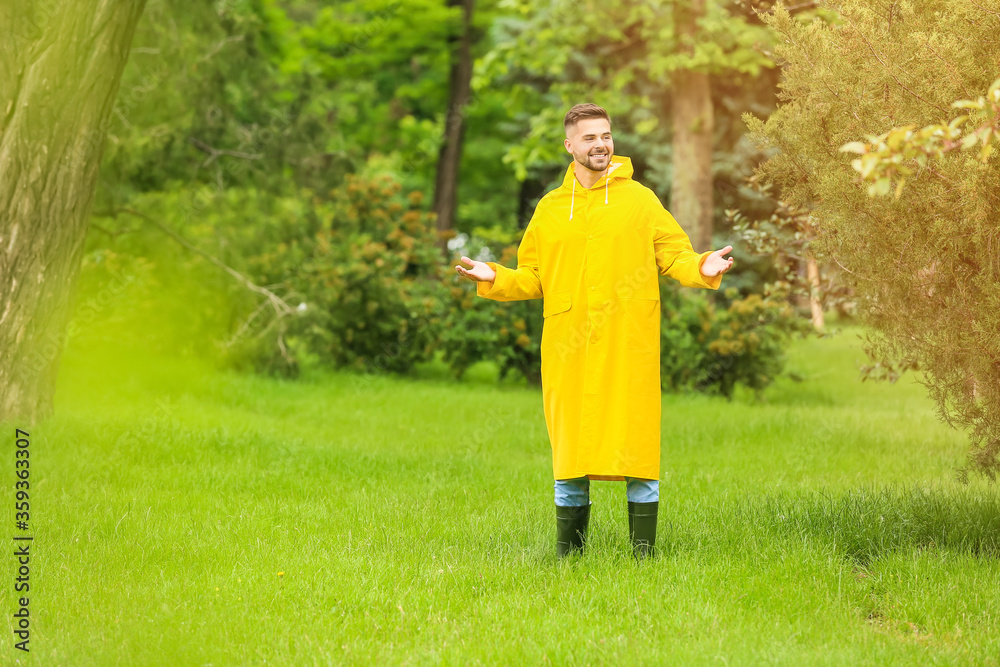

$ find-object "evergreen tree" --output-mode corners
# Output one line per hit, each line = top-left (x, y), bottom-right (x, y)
(748, 1), (1000, 477)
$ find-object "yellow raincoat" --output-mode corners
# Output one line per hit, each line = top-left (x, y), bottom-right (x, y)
(476, 155), (722, 481)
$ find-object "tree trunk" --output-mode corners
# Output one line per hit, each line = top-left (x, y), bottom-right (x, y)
(517, 176), (543, 230)
(670, 0), (714, 252)
(807, 256), (825, 330)
(0, 1), (148, 424)
(433, 0), (475, 257)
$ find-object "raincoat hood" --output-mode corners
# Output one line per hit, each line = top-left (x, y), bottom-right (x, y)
(562, 154), (634, 221)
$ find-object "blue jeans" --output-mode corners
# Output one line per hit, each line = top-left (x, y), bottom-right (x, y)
(554, 476), (659, 506)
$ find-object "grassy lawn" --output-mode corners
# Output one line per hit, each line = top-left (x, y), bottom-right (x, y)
(8, 326), (1000, 665)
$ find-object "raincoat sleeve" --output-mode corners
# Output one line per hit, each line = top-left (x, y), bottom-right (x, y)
(644, 188), (722, 291)
(475, 220), (543, 301)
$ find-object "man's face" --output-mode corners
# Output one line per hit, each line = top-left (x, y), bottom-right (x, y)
(565, 117), (614, 172)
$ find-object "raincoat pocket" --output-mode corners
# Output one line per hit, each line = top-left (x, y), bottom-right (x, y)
(614, 286), (660, 352)
(543, 290), (572, 318)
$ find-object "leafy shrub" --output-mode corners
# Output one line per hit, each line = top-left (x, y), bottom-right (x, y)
(305, 177), (445, 373)
(296, 176), (444, 374)
(211, 176), (448, 375)
(658, 283), (715, 392)
(659, 283), (808, 398)
(440, 243), (543, 384)
(698, 285), (810, 398)
(87, 177), (801, 397)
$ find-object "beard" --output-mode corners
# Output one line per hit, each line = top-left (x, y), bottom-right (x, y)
(574, 148), (611, 172)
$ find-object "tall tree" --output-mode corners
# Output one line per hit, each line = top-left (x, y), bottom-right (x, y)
(671, 0), (715, 251)
(433, 0), (476, 255)
(477, 0), (776, 245)
(0, 0), (148, 422)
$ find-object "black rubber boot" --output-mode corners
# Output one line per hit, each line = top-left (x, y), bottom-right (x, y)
(556, 504), (591, 558)
(628, 501), (658, 559)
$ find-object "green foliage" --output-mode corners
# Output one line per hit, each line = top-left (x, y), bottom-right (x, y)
(700, 286), (809, 398)
(478, 0), (778, 183)
(100, 0), (524, 245)
(85, 175), (449, 377)
(98, 0), (302, 199)
(841, 78), (1000, 198)
(439, 243), (543, 385)
(660, 283), (808, 398)
(727, 178), (854, 321)
(226, 175), (448, 375)
(748, 1), (1000, 477)
(83, 0), (810, 401)
(658, 283), (715, 392)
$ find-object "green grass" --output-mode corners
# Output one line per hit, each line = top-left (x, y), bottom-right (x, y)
(8, 327), (1000, 665)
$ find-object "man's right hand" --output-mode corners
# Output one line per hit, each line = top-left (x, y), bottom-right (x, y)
(455, 256), (496, 283)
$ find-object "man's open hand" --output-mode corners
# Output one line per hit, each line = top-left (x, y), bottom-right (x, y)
(701, 246), (734, 277)
(455, 256), (497, 283)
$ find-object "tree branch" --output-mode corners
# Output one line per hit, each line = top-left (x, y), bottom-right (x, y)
(966, 0), (1000, 17)
(785, 1), (819, 13)
(88, 222), (132, 239)
(754, 1), (819, 17)
(198, 35), (245, 62)
(829, 253), (875, 282)
(842, 13), (949, 115)
(189, 137), (262, 167)
(104, 207), (294, 321)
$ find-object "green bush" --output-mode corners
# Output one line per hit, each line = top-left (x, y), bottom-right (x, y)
(440, 243), (543, 385)
(82, 179), (801, 395)
(658, 282), (715, 392)
(748, 2), (1000, 476)
(193, 176), (448, 376)
(698, 285), (810, 399)
(659, 283), (808, 398)
(263, 176), (446, 375)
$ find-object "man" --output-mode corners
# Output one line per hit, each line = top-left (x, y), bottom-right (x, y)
(456, 103), (733, 559)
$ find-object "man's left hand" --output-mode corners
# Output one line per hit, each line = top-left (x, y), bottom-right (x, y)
(701, 246), (734, 277)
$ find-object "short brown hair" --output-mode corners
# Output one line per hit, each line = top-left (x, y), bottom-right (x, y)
(564, 103), (611, 132)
